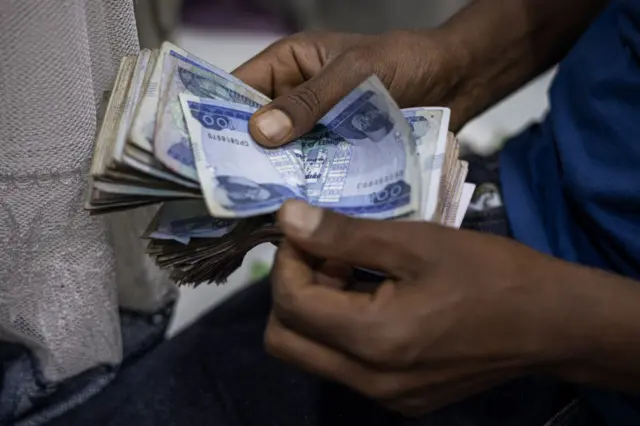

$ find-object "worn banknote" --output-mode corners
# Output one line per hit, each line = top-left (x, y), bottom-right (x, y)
(154, 55), (271, 182)
(144, 200), (237, 244)
(86, 43), (474, 285)
(129, 41), (256, 155)
(314, 76), (420, 218)
(181, 96), (305, 217)
(180, 75), (420, 219)
(403, 107), (451, 221)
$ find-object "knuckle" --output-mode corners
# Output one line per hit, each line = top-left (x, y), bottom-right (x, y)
(341, 46), (367, 62)
(361, 340), (400, 367)
(263, 37), (293, 57)
(324, 215), (386, 262)
(287, 31), (313, 43)
(358, 324), (415, 368)
(322, 214), (354, 248)
(263, 33), (311, 65)
(341, 48), (372, 73)
(285, 85), (323, 118)
(272, 286), (305, 323)
(288, 30), (324, 46)
(273, 32), (306, 48)
(272, 289), (298, 319)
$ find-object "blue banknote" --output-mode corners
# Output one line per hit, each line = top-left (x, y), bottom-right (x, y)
(180, 76), (421, 219)
(311, 76), (421, 218)
(148, 200), (237, 244)
(181, 95), (305, 218)
(165, 46), (250, 89)
(154, 57), (270, 181)
(130, 40), (267, 155)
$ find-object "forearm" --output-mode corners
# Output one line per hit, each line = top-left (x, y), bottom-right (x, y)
(434, 0), (609, 129)
(549, 263), (640, 392)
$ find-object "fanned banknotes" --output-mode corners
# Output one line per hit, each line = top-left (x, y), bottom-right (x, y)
(86, 42), (475, 285)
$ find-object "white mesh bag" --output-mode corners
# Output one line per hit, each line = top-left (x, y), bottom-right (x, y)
(0, 1), (177, 423)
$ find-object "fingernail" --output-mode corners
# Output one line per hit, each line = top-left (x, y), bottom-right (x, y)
(254, 109), (292, 144)
(280, 200), (322, 238)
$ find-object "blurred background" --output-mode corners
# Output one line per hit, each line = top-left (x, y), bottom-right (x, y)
(133, 0), (555, 335)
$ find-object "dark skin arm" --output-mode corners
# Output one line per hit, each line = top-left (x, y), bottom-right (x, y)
(233, 0), (609, 143)
(269, 200), (640, 416)
(231, 0), (635, 416)
(438, 0), (609, 127)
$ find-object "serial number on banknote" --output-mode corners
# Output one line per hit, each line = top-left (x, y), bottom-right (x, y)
(207, 132), (250, 147)
(357, 170), (404, 190)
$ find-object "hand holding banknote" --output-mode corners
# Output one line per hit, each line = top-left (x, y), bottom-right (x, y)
(232, 31), (469, 147)
(87, 40), (476, 284)
(267, 200), (565, 416)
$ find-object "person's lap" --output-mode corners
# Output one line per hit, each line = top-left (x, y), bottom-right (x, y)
(51, 154), (602, 426)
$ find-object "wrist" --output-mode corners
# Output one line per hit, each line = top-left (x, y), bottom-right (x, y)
(376, 29), (470, 114)
(412, 27), (478, 132)
(532, 261), (640, 389)
(493, 256), (604, 379)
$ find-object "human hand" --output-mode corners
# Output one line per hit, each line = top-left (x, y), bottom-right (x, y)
(266, 200), (583, 416)
(232, 31), (468, 147)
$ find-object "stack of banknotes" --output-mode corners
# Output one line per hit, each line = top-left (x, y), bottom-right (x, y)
(86, 42), (476, 285)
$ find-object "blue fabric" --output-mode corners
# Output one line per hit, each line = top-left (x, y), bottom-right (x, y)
(500, 0), (640, 424)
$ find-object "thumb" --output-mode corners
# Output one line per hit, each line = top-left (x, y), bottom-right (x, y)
(277, 200), (421, 278)
(249, 56), (368, 147)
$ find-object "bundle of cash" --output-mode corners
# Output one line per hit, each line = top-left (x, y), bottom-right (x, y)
(87, 42), (475, 285)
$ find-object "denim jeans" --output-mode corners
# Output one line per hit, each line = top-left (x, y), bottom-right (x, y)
(49, 154), (604, 426)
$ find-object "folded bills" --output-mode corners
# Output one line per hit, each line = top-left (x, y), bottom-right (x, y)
(87, 42), (475, 285)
